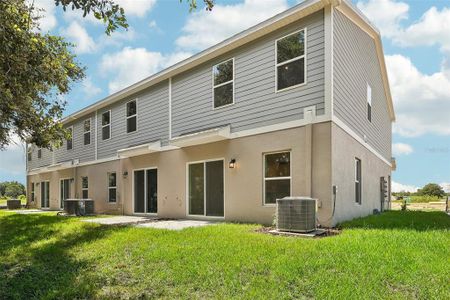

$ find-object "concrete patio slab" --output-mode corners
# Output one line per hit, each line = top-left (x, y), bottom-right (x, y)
(136, 219), (219, 231)
(83, 215), (156, 225)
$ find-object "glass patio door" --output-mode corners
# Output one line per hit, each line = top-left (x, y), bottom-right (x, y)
(188, 160), (224, 217)
(60, 179), (70, 209)
(40, 181), (50, 208)
(134, 169), (158, 214)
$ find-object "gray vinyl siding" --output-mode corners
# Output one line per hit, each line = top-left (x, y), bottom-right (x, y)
(333, 9), (392, 161)
(54, 112), (96, 164)
(27, 147), (53, 170)
(97, 81), (169, 159)
(171, 10), (325, 137)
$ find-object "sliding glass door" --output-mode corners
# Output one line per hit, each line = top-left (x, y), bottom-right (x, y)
(134, 168), (158, 214)
(188, 160), (224, 217)
(60, 179), (70, 209)
(40, 181), (50, 208)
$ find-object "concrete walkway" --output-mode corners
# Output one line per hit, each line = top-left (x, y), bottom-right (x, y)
(83, 216), (156, 225)
(136, 219), (219, 231)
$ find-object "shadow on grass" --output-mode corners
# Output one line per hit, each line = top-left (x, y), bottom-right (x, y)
(339, 210), (450, 231)
(0, 213), (121, 299)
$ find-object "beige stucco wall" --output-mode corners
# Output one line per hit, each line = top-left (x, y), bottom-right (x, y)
(27, 122), (333, 225)
(331, 122), (391, 225)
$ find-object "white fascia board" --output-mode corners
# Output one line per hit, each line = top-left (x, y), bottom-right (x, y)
(169, 125), (231, 148)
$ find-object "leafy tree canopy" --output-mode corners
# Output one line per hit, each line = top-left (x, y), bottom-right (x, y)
(417, 183), (445, 198)
(0, 181), (26, 198)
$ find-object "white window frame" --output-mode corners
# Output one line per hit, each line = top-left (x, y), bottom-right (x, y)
(263, 150), (292, 206)
(275, 28), (307, 93)
(367, 83), (372, 122)
(126, 99), (138, 133)
(101, 110), (112, 141)
(66, 126), (74, 150)
(185, 158), (226, 219)
(107, 172), (117, 203)
(355, 158), (362, 205)
(83, 118), (91, 146)
(212, 58), (235, 109)
(81, 176), (89, 199)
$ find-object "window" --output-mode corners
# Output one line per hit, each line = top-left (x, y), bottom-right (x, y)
(276, 29), (306, 91)
(66, 127), (73, 150)
(37, 149), (42, 159)
(367, 84), (372, 122)
(126, 100), (137, 133)
(30, 182), (35, 202)
(213, 58), (234, 108)
(355, 158), (362, 204)
(102, 111), (111, 140)
(84, 119), (91, 145)
(81, 176), (89, 199)
(27, 146), (32, 161)
(108, 172), (117, 203)
(264, 151), (291, 204)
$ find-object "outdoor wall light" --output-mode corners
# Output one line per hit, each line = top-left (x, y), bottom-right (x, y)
(229, 159), (236, 169)
(122, 171), (128, 178)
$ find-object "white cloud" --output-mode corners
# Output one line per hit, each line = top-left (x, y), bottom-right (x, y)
(81, 77), (102, 98)
(394, 7), (450, 53)
(100, 48), (192, 93)
(440, 183), (450, 193)
(386, 54), (450, 137)
(391, 181), (418, 193)
(32, 0), (58, 32)
(176, 0), (288, 51)
(392, 143), (413, 156)
(61, 21), (96, 54)
(357, 0), (409, 39)
(0, 136), (26, 176)
(115, 0), (156, 17)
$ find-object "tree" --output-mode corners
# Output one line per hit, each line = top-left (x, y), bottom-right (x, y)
(0, 0), (84, 150)
(417, 183), (445, 198)
(1, 0), (214, 150)
(0, 181), (26, 198)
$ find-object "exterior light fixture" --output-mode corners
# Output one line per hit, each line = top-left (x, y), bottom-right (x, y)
(123, 171), (128, 178)
(229, 159), (236, 169)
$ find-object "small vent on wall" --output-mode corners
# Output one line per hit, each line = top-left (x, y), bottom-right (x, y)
(303, 106), (316, 123)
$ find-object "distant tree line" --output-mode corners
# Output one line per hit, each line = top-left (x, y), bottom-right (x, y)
(0, 181), (26, 198)
(393, 183), (447, 199)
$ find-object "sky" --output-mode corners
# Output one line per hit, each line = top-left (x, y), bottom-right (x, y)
(1, 0), (449, 193)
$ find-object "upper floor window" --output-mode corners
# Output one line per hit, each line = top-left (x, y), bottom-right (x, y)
(126, 100), (137, 133)
(213, 58), (234, 108)
(108, 172), (117, 203)
(66, 127), (73, 150)
(355, 158), (362, 204)
(102, 111), (111, 140)
(27, 151), (32, 161)
(84, 119), (91, 145)
(276, 29), (306, 91)
(263, 151), (291, 205)
(37, 149), (42, 159)
(367, 84), (372, 122)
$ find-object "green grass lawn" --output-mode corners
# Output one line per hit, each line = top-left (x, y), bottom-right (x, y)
(0, 211), (449, 299)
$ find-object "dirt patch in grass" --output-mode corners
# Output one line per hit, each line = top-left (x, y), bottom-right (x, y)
(255, 226), (341, 238)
